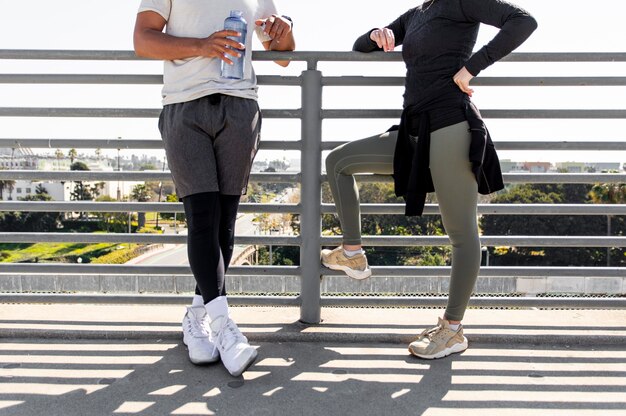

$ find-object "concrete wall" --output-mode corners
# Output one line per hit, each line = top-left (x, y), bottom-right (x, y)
(1, 274), (624, 296)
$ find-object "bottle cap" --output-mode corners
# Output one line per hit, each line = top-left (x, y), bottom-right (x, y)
(230, 10), (243, 17)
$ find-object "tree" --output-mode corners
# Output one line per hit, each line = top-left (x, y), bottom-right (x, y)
(68, 148), (78, 164)
(480, 184), (615, 266)
(589, 183), (626, 204)
(322, 182), (448, 267)
(160, 193), (185, 222)
(0, 168), (16, 201)
(94, 195), (130, 233)
(0, 189), (60, 232)
(54, 149), (64, 170)
(131, 183), (152, 229)
(589, 182), (626, 266)
(69, 161), (93, 218)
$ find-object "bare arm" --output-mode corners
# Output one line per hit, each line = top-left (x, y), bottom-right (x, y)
(133, 11), (244, 64)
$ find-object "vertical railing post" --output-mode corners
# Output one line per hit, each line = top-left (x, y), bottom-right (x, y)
(299, 66), (323, 324)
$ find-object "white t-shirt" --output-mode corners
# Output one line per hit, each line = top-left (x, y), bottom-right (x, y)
(138, 0), (277, 105)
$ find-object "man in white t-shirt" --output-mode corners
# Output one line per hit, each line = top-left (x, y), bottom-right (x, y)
(134, 0), (295, 377)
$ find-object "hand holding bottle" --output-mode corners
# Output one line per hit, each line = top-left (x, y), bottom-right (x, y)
(201, 30), (245, 65)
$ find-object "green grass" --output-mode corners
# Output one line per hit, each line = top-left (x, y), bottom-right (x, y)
(0, 242), (130, 263)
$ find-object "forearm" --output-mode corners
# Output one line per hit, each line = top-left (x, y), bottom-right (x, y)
(353, 29), (380, 52)
(134, 29), (203, 61)
(462, 0), (538, 76)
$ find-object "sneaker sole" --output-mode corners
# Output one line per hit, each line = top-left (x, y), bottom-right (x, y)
(229, 349), (258, 377)
(408, 337), (469, 360)
(322, 261), (372, 280)
(182, 334), (220, 365)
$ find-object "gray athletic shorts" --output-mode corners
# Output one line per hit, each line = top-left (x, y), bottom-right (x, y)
(158, 94), (262, 198)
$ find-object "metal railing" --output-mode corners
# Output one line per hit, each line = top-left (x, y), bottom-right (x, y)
(1, 50), (625, 323)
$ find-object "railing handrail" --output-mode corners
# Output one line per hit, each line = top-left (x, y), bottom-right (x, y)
(2, 139), (626, 152)
(2, 49), (626, 62)
(2, 201), (626, 216)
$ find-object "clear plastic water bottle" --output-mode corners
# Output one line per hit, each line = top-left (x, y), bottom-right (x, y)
(221, 10), (247, 80)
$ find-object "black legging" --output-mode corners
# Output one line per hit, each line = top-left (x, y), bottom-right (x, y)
(182, 192), (240, 304)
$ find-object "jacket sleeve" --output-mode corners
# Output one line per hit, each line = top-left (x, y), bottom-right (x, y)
(460, 0), (538, 76)
(353, 8), (416, 52)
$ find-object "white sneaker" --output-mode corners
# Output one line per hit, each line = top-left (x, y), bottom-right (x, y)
(182, 306), (220, 365)
(209, 315), (257, 377)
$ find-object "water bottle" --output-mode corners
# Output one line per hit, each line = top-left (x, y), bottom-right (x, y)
(221, 10), (247, 80)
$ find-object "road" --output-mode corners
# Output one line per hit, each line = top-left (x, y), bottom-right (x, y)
(131, 212), (260, 266)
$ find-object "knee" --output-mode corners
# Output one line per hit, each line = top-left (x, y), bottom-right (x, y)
(183, 193), (220, 235)
(325, 145), (347, 176)
(446, 225), (479, 246)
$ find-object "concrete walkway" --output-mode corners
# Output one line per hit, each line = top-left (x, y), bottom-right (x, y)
(1, 305), (625, 415)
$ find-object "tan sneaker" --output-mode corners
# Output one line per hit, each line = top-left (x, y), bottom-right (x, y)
(408, 318), (468, 359)
(321, 246), (371, 280)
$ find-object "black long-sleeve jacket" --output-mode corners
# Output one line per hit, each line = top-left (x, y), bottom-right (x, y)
(353, 0), (537, 215)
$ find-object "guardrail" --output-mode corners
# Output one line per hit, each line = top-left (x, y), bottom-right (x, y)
(1, 50), (625, 323)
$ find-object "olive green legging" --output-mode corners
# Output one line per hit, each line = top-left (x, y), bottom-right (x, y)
(325, 121), (480, 321)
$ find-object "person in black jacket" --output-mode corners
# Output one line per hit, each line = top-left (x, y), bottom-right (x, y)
(322, 0), (537, 359)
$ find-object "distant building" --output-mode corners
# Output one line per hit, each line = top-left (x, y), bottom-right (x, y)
(556, 162), (585, 173)
(523, 162), (552, 173)
(499, 159), (530, 173)
(0, 181), (71, 201)
(584, 162), (621, 172)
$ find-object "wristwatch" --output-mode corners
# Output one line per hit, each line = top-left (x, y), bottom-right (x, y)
(281, 15), (293, 29)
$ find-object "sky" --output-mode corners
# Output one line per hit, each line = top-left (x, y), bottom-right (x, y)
(1, 0), (626, 164)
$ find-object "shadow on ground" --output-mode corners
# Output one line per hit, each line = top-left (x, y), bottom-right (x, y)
(1, 334), (625, 415)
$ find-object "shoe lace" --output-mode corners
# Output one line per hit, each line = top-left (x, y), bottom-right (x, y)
(217, 319), (246, 350)
(419, 323), (443, 341)
(186, 313), (208, 338)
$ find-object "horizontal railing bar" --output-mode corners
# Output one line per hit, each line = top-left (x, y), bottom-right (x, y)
(0, 74), (301, 86)
(320, 296), (626, 309)
(321, 235), (626, 247)
(0, 107), (302, 119)
(0, 138), (301, 151)
(0, 264), (622, 278)
(338, 173), (626, 184)
(4, 138), (625, 152)
(0, 293), (620, 309)
(1, 171), (621, 184)
(2, 201), (624, 216)
(323, 76), (626, 87)
(0, 170), (300, 183)
(3, 74), (625, 89)
(321, 140), (626, 151)
(3, 108), (626, 120)
(0, 74), (163, 84)
(0, 293), (301, 306)
(0, 233), (623, 247)
(321, 109), (626, 119)
(2, 50), (626, 62)
(500, 52), (626, 62)
(0, 201), (301, 214)
(494, 141), (626, 151)
(0, 233), (301, 245)
(0, 263), (299, 276)
(321, 203), (626, 216)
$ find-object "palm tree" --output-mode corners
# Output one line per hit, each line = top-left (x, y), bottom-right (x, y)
(54, 149), (64, 170)
(68, 148), (78, 164)
(589, 182), (626, 267)
(131, 184), (152, 230)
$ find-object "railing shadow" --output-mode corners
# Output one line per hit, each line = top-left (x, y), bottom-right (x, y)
(1, 339), (625, 416)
